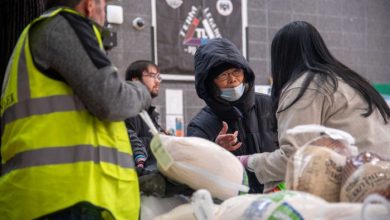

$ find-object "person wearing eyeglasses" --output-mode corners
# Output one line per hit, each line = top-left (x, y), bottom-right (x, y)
(124, 60), (165, 171)
(124, 60), (193, 199)
(187, 38), (279, 193)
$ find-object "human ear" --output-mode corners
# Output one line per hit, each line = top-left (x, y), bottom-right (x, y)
(86, 0), (94, 17)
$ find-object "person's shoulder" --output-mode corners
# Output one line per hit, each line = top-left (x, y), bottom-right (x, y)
(125, 114), (143, 125)
(187, 106), (221, 138)
(30, 12), (81, 50)
(254, 92), (272, 104)
(192, 106), (215, 119)
(189, 106), (218, 125)
(30, 13), (68, 36)
(253, 93), (274, 115)
(254, 92), (271, 100)
(284, 71), (329, 94)
(288, 71), (311, 88)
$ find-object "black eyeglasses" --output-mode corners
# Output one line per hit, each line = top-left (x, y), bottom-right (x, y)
(214, 68), (243, 81)
(143, 72), (162, 81)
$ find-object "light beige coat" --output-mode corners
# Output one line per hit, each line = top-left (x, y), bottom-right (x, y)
(248, 72), (390, 191)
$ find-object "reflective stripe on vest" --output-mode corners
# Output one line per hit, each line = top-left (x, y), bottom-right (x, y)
(0, 8), (139, 219)
(2, 145), (135, 174)
(1, 8), (127, 164)
(1, 95), (85, 134)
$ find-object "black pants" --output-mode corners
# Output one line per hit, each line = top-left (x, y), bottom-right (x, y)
(36, 202), (114, 220)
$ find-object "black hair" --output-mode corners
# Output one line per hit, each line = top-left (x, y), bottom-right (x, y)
(271, 21), (390, 123)
(125, 60), (159, 81)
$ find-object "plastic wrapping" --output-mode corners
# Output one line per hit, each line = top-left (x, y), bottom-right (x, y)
(156, 190), (390, 220)
(285, 125), (358, 202)
(150, 134), (249, 200)
(154, 189), (219, 220)
(141, 195), (189, 220)
(340, 152), (390, 202)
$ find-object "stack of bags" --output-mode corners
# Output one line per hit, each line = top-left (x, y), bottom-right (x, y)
(155, 190), (390, 220)
(285, 125), (390, 203)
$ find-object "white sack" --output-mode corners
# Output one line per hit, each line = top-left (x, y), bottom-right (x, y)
(139, 110), (249, 201)
(216, 191), (390, 220)
(150, 135), (249, 201)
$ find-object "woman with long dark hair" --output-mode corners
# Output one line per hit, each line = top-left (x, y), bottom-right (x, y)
(244, 21), (390, 192)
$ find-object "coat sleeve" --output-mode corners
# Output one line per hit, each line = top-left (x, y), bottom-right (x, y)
(30, 14), (151, 121)
(248, 87), (330, 185)
(125, 116), (155, 158)
(127, 128), (147, 158)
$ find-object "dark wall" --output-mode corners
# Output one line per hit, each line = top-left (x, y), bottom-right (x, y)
(0, 0), (45, 88)
(247, 0), (390, 84)
(107, 0), (390, 131)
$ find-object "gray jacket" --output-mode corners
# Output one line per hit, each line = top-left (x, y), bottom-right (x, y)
(29, 10), (151, 121)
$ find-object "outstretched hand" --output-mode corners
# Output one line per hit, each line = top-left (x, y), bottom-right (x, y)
(215, 121), (242, 151)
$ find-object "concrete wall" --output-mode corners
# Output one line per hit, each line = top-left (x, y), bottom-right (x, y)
(107, 0), (390, 132)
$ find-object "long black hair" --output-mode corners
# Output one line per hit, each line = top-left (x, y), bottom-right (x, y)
(271, 21), (390, 123)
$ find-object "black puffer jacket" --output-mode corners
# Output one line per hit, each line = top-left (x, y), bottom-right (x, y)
(187, 38), (279, 193)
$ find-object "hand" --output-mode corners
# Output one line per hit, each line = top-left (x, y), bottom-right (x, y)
(236, 155), (249, 168)
(135, 156), (146, 169)
(215, 121), (242, 151)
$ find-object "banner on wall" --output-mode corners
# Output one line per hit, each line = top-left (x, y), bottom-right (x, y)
(153, 0), (244, 78)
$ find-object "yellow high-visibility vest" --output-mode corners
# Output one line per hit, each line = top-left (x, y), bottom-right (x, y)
(0, 8), (139, 219)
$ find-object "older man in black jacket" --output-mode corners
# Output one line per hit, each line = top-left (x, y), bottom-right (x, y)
(187, 38), (279, 193)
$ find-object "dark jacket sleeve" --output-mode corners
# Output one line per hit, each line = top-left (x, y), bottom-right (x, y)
(254, 93), (279, 152)
(127, 128), (148, 158)
(125, 116), (154, 157)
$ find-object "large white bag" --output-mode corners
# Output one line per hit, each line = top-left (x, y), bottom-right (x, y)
(139, 111), (249, 201)
(215, 191), (390, 220)
(156, 190), (390, 220)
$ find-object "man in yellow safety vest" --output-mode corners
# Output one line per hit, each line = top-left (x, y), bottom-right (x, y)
(0, 0), (151, 219)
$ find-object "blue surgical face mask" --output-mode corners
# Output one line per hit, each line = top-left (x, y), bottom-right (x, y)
(219, 83), (245, 102)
